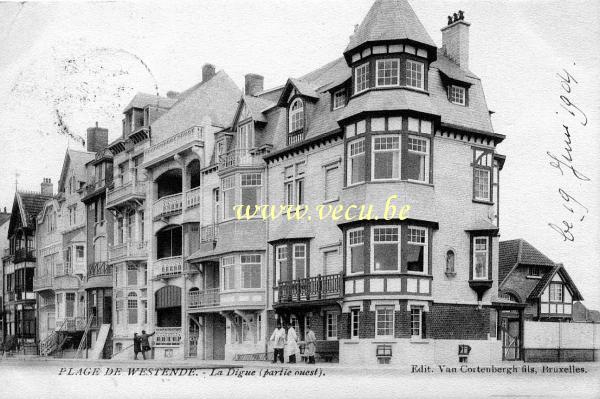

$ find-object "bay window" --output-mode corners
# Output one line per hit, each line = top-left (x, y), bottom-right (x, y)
(292, 244), (306, 280)
(347, 139), (365, 185)
(376, 306), (394, 337)
(473, 148), (493, 202)
(156, 225), (182, 259)
(376, 59), (400, 87)
(347, 228), (364, 274)
(276, 245), (288, 282)
(240, 173), (262, 208)
(222, 176), (235, 220)
(406, 136), (429, 182)
(241, 254), (261, 289)
(372, 136), (400, 180)
(406, 60), (424, 89)
(472, 236), (489, 280)
(372, 227), (399, 272)
(355, 62), (370, 94)
(406, 227), (427, 273)
(222, 256), (235, 290)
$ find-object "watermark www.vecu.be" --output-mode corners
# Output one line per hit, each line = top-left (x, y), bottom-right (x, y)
(233, 194), (411, 222)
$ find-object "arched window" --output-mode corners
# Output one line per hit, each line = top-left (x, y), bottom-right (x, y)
(289, 98), (304, 133)
(155, 169), (182, 199)
(187, 159), (201, 189)
(94, 236), (107, 262)
(445, 250), (455, 274)
(128, 292), (138, 324)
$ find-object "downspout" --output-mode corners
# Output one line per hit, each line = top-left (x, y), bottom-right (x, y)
(264, 156), (270, 356)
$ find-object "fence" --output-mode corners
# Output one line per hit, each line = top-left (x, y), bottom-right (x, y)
(523, 321), (600, 362)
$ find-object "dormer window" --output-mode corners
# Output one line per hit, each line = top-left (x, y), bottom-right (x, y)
(354, 62), (370, 94)
(237, 122), (254, 150)
(376, 59), (400, 87)
(449, 85), (466, 105)
(332, 89), (346, 110)
(405, 60), (424, 90)
(289, 98), (304, 133)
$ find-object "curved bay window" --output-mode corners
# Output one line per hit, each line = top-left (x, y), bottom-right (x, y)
(156, 225), (182, 259)
(156, 169), (182, 199)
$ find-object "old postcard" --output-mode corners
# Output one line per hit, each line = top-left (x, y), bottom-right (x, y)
(0, 0), (598, 398)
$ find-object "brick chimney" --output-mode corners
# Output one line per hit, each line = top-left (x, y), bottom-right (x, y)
(86, 122), (109, 153)
(41, 178), (53, 196)
(245, 74), (264, 96)
(202, 63), (216, 83)
(441, 10), (470, 69)
(166, 91), (179, 99)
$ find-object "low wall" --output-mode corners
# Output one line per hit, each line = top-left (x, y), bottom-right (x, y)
(523, 321), (600, 362)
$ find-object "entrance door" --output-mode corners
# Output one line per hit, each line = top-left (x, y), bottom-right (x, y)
(212, 315), (226, 360)
(103, 295), (112, 324)
(501, 318), (521, 360)
(189, 317), (199, 357)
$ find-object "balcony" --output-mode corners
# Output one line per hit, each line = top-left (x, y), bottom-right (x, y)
(87, 261), (113, 278)
(188, 288), (220, 309)
(13, 248), (36, 263)
(153, 193), (183, 220)
(144, 125), (204, 166)
(154, 256), (183, 278)
(33, 274), (54, 291)
(185, 187), (201, 209)
(85, 178), (107, 194)
(287, 130), (305, 146)
(3, 248), (10, 258)
(154, 327), (182, 347)
(200, 224), (219, 243)
(275, 273), (343, 304)
(218, 148), (262, 170)
(106, 180), (146, 209)
(56, 316), (87, 332)
(108, 241), (148, 263)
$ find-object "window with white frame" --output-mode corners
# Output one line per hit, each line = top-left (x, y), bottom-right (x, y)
(127, 263), (137, 286)
(354, 62), (370, 93)
(237, 122), (254, 150)
(333, 89), (346, 109)
(284, 162), (305, 205)
(222, 256), (235, 290)
(406, 136), (429, 182)
(410, 307), (423, 337)
(127, 292), (138, 324)
(326, 312), (338, 340)
(406, 60), (424, 89)
(241, 173), (262, 209)
(372, 227), (399, 272)
(449, 85), (466, 105)
(549, 283), (563, 302)
(347, 139), (365, 185)
(376, 306), (394, 337)
(222, 176), (235, 220)
(212, 188), (220, 224)
(289, 98), (304, 133)
(241, 254), (261, 289)
(406, 227), (427, 273)
(350, 308), (360, 339)
(473, 149), (493, 202)
(528, 266), (542, 278)
(372, 136), (400, 180)
(324, 164), (341, 201)
(276, 245), (288, 282)
(293, 244), (306, 280)
(347, 228), (364, 274)
(473, 237), (489, 280)
(376, 59), (400, 87)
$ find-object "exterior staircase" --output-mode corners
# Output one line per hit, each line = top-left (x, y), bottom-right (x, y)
(74, 317), (95, 359)
(39, 320), (68, 357)
(88, 324), (111, 359)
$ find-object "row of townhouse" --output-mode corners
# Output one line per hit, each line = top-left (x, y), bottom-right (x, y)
(0, 0), (588, 364)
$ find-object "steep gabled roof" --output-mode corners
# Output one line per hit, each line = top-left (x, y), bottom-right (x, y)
(237, 95), (276, 124)
(123, 92), (177, 113)
(499, 239), (555, 284)
(58, 149), (94, 193)
(276, 78), (320, 107)
(345, 0), (436, 56)
(528, 264), (584, 301)
(8, 191), (53, 234)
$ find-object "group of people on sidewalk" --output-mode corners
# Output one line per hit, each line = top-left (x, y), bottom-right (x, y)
(270, 321), (317, 364)
(133, 330), (155, 360)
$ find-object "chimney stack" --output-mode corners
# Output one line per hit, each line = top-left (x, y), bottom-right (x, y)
(166, 91), (179, 99)
(245, 74), (264, 96)
(41, 178), (53, 196)
(441, 10), (470, 69)
(86, 122), (109, 153)
(202, 63), (216, 83)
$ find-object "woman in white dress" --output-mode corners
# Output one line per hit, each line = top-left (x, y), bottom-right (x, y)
(286, 322), (299, 363)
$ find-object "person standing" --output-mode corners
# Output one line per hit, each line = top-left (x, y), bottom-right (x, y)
(305, 324), (316, 364)
(139, 330), (155, 360)
(133, 333), (142, 360)
(269, 322), (286, 364)
(286, 322), (299, 364)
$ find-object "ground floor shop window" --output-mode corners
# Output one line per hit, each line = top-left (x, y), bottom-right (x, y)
(326, 312), (338, 340)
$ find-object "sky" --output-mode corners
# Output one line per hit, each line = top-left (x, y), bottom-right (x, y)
(0, 0), (599, 308)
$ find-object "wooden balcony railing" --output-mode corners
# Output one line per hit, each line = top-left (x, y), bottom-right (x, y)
(87, 261), (112, 278)
(33, 274), (53, 291)
(107, 180), (146, 207)
(185, 187), (202, 209)
(153, 193), (183, 219)
(287, 130), (305, 146)
(56, 316), (87, 332)
(218, 148), (261, 169)
(13, 248), (36, 263)
(154, 327), (182, 347)
(109, 241), (148, 262)
(200, 224), (219, 243)
(276, 273), (343, 303)
(154, 256), (183, 278)
(188, 288), (220, 309)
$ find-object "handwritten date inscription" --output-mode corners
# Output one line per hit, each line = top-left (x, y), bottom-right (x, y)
(547, 67), (589, 242)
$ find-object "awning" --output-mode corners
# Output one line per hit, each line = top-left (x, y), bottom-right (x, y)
(155, 285), (181, 309)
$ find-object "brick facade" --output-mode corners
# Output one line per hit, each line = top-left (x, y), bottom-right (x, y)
(429, 304), (490, 340)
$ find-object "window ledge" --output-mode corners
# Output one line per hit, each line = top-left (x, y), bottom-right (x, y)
(472, 199), (494, 205)
(410, 338), (431, 344)
(526, 276), (542, 279)
(321, 198), (339, 205)
(445, 271), (457, 278)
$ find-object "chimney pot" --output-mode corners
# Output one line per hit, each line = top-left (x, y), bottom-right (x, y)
(453, 12), (458, 22)
(41, 178), (53, 196)
(447, 15), (453, 25)
(441, 12), (471, 70)
(459, 10), (465, 20)
(245, 74), (264, 96)
(202, 63), (216, 83)
(87, 124), (109, 153)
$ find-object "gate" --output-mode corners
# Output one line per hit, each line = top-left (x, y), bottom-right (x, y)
(501, 317), (521, 360)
